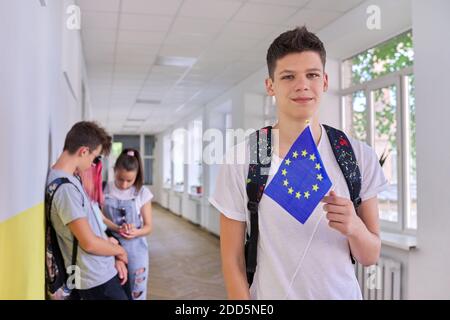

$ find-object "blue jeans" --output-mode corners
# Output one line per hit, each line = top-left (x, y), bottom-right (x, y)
(78, 275), (129, 300)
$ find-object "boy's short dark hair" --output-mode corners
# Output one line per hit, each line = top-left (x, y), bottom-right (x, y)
(63, 121), (112, 156)
(266, 26), (327, 79)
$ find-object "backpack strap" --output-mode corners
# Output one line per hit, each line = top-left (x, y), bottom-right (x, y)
(323, 125), (362, 264)
(46, 177), (84, 268)
(245, 126), (272, 286)
(323, 125), (362, 211)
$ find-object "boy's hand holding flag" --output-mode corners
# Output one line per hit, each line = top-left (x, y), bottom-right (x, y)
(322, 190), (365, 237)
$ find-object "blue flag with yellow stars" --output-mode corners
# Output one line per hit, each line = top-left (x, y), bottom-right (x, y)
(264, 126), (332, 224)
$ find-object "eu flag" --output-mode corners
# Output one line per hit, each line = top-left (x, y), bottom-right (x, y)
(264, 126), (332, 224)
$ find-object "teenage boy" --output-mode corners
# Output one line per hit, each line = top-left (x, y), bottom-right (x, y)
(210, 27), (388, 300)
(47, 121), (129, 300)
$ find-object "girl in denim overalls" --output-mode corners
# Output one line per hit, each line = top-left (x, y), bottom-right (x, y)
(103, 148), (153, 300)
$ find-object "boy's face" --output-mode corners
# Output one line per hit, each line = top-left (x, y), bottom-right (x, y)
(78, 145), (102, 172)
(265, 51), (328, 122)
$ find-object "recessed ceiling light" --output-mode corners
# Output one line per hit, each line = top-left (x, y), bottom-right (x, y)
(155, 56), (197, 68)
(126, 118), (146, 122)
(175, 104), (185, 112)
(136, 98), (161, 105)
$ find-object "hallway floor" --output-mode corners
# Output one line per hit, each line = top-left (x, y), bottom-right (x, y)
(146, 204), (226, 300)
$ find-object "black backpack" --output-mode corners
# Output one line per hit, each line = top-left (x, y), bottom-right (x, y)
(245, 125), (362, 286)
(45, 177), (84, 300)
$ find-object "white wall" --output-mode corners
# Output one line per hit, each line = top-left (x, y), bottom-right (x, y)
(0, 0), (87, 222)
(408, 0), (450, 299)
(0, 0), (88, 299)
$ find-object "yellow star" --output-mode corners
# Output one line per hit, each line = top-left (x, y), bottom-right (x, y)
(281, 169), (287, 176)
(301, 149), (308, 157)
(295, 192), (301, 199)
(288, 187), (294, 194)
(246, 178), (252, 184)
(312, 184), (319, 192)
(309, 154), (316, 161)
(304, 191), (310, 199)
(283, 179), (289, 186)
(315, 163), (321, 170)
(292, 151), (298, 158)
(316, 174), (323, 181)
(285, 159), (291, 165)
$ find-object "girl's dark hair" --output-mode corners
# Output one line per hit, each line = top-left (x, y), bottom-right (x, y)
(114, 148), (144, 192)
(266, 26), (326, 79)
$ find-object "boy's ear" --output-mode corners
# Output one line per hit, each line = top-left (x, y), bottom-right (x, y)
(265, 77), (275, 96)
(323, 72), (329, 92)
(77, 146), (89, 157)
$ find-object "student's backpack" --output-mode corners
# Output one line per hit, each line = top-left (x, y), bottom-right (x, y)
(45, 177), (84, 300)
(245, 125), (362, 286)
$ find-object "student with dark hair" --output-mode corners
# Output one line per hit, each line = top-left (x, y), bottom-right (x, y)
(102, 148), (153, 300)
(210, 26), (388, 300)
(46, 121), (129, 300)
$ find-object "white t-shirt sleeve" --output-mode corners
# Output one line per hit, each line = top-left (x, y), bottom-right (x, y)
(358, 142), (389, 202)
(138, 186), (153, 209)
(209, 160), (247, 222)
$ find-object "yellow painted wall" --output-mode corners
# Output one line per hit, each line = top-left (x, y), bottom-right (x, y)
(0, 203), (45, 300)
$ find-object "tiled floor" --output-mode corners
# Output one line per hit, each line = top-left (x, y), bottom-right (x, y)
(146, 204), (226, 300)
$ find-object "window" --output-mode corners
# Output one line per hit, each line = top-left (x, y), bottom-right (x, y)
(163, 134), (172, 189)
(188, 118), (203, 195)
(341, 31), (416, 232)
(143, 135), (155, 185)
(342, 31), (414, 88)
(113, 135), (140, 151)
(405, 75), (417, 229)
(342, 91), (367, 142)
(373, 84), (398, 223)
(172, 128), (185, 192)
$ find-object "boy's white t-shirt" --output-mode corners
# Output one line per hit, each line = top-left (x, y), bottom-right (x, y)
(209, 124), (388, 300)
(104, 181), (153, 214)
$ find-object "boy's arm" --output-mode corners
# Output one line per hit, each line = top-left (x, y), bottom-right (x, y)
(349, 196), (381, 266)
(220, 213), (250, 300)
(100, 212), (121, 233)
(68, 218), (128, 263)
(323, 191), (381, 266)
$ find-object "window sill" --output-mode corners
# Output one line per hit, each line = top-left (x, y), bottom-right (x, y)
(380, 231), (417, 251)
(188, 193), (202, 201)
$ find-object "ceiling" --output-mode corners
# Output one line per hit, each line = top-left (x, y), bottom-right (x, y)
(78, 0), (365, 134)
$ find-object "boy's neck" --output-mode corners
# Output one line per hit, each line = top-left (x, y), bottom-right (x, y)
(273, 116), (322, 157)
(52, 151), (79, 176)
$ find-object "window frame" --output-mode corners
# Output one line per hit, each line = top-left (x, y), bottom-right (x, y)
(172, 127), (186, 193)
(187, 118), (203, 197)
(340, 66), (416, 235)
(162, 134), (172, 190)
(142, 134), (155, 186)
